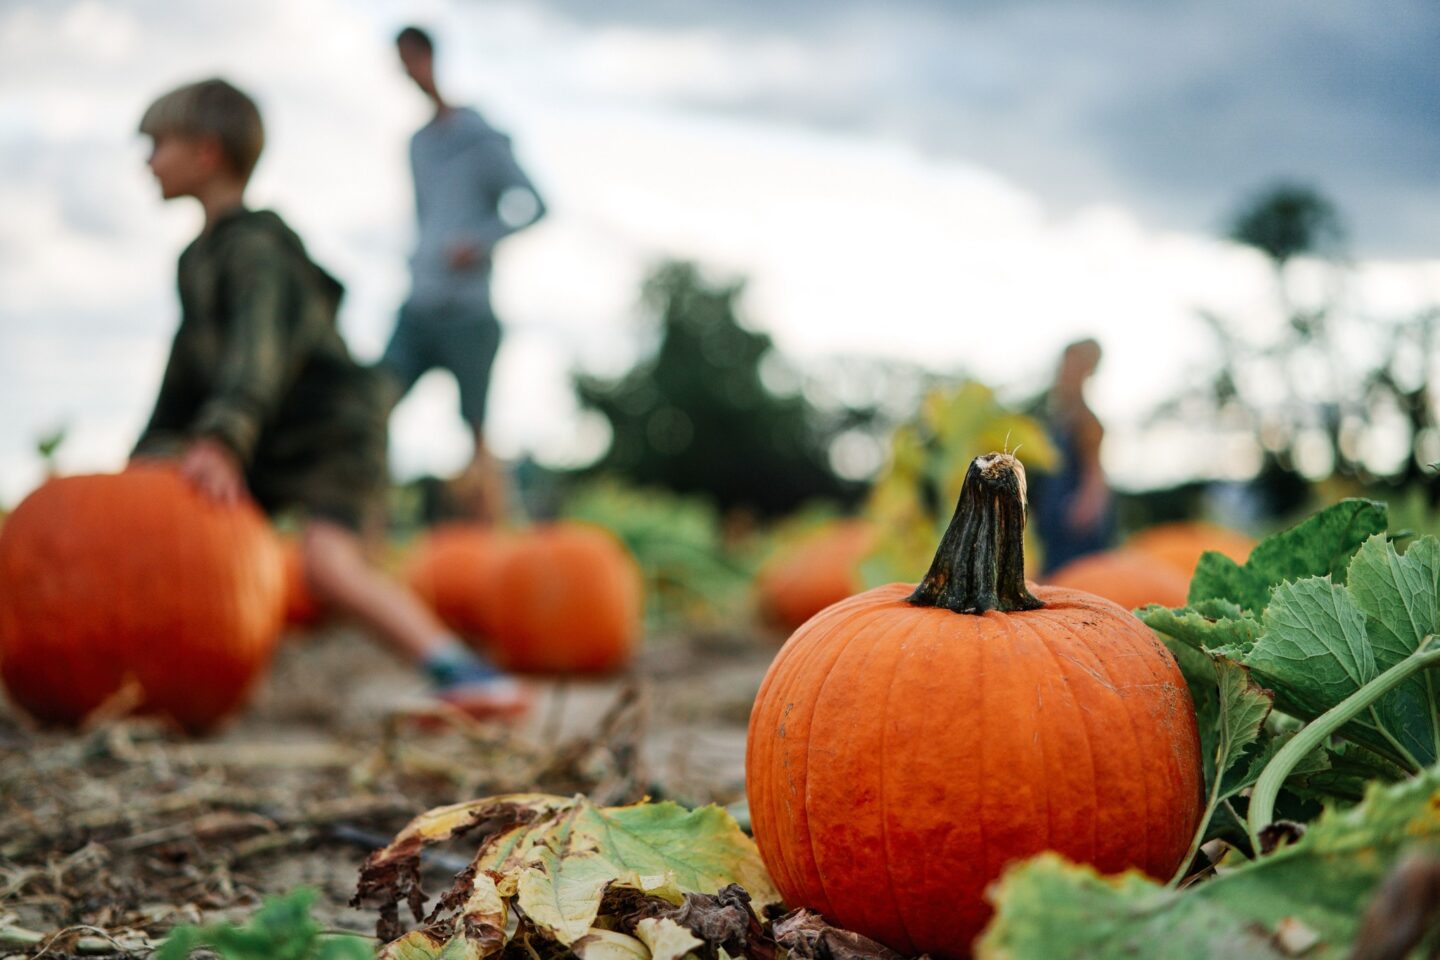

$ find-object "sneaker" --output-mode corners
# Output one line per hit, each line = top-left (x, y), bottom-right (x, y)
(433, 674), (532, 721)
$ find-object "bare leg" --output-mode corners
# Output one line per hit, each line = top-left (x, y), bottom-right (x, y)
(301, 518), (446, 659)
(454, 429), (510, 525)
(301, 518), (530, 717)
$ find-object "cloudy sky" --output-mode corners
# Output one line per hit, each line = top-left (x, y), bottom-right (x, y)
(2, 0), (1437, 506)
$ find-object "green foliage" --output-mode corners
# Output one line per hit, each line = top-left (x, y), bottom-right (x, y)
(562, 479), (754, 626)
(861, 381), (1057, 586)
(1186, 498), (1388, 610)
(1141, 496), (1440, 878)
(575, 261), (859, 515)
(156, 889), (373, 960)
(978, 769), (1440, 959)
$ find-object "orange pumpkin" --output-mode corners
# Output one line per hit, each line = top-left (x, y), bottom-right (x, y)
(280, 538), (324, 629)
(746, 454), (1202, 957)
(755, 520), (875, 631)
(1125, 521), (1255, 578)
(1046, 548), (1191, 610)
(487, 522), (643, 674)
(0, 467), (285, 732)
(404, 524), (513, 640)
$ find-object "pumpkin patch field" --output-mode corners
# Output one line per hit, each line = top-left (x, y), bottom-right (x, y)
(3, 457), (1440, 960)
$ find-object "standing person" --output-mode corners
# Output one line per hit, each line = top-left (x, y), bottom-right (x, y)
(382, 25), (547, 524)
(1034, 338), (1114, 574)
(133, 77), (527, 717)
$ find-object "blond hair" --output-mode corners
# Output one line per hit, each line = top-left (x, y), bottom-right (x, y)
(139, 78), (264, 181)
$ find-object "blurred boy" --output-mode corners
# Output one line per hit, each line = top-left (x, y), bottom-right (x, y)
(133, 77), (526, 717)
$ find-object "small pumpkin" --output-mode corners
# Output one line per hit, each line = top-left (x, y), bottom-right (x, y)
(488, 522), (643, 674)
(1125, 521), (1255, 578)
(746, 454), (1203, 957)
(404, 524), (513, 640)
(280, 537), (324, 629)
(0, 466), (285, 732)
(755, 520), (876, 631)
(1046, 548), (1191, 610)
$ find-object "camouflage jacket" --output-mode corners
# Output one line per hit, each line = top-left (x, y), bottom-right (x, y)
(134, 208), (380, 466)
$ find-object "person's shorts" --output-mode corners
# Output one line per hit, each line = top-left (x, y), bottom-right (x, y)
(247, 368), (391, 533)
(379, 298), (502, 429)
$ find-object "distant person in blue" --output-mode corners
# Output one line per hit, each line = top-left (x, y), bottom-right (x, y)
(1035, 338), (1115, 574)
(381, 25), (546, 523)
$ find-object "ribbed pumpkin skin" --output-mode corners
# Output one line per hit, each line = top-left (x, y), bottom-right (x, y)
(1046, 549), (1190, 610)
(1126, 522), (1255, 578)
(489, 523), (643, 674)
(404, 525), (513, 639)
(746, 583), (1203, 957)
(756, 521), (876, 631)
(0, 468), (285, 732)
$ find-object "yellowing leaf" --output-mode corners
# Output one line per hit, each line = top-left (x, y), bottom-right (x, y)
(635, 917), (702, 960)
(358, 794), (778, 955)
(572, 928), (651, 960)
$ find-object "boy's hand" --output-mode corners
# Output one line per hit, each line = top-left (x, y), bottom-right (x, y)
(181, 438), (245, 505)
(446, 240), (489, 271)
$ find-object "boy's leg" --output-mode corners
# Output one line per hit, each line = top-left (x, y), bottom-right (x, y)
(459, 431), (510, 525)
(301, 517), (529, 717)
(444, 310), (510, 524)
(377, 301), (434, 410)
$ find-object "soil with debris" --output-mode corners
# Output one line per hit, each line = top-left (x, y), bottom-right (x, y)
(0, 624), (781, 958)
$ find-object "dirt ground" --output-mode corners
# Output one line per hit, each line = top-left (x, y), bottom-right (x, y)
(0, 623), (781, 957)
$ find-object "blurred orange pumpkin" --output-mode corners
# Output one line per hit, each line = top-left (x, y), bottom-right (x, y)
(0, 467), (285, 731)
(406, 522), (642, 674)
(755, 520), (876, 631)
(1125, 521), (1255, 578)
(1046, 548), (1190, 610)
(280, 538), (325, 629)
(488, 522), (643, 674)
(404, 524), (514, 640)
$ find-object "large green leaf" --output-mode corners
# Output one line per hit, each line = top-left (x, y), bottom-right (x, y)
(1245, 578), (1376, 717)
(1347, 535), (1440, 767)
(1230, 534), (1440, 773)
(977, 769), (1440, 959)
(1188, 499), (1387, 612)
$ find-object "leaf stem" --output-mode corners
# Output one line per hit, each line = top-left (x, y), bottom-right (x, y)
(1367, 705), (1424, 774)
(1168, 785), (1222, 888)
(1247, 636), (1440, 851)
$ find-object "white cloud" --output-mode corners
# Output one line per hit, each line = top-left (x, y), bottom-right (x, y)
(0, 0), (1436, 508)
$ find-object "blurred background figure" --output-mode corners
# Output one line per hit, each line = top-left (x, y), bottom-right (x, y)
(380, 24), (546, 525)
(1034, 338), (1113, 574)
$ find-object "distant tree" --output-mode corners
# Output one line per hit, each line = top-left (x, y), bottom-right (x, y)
(1228, 183), (1344, 267)
(575, 261), (861, 515)
(1154, 182), (1439, 511)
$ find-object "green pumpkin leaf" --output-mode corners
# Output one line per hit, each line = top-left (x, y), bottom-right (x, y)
(1138, 603), (1262, 656)
(1232, 571), (1440, 773)
(1188, 499), (1387, 612)
(1209, 659), (1275, 800)
(977, 769), (1440, 959)
(1346, 535), (1440, 767)
(1244, 578), (1376, 717)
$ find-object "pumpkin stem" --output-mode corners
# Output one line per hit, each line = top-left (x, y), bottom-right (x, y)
(908, 452), (1044, 614)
